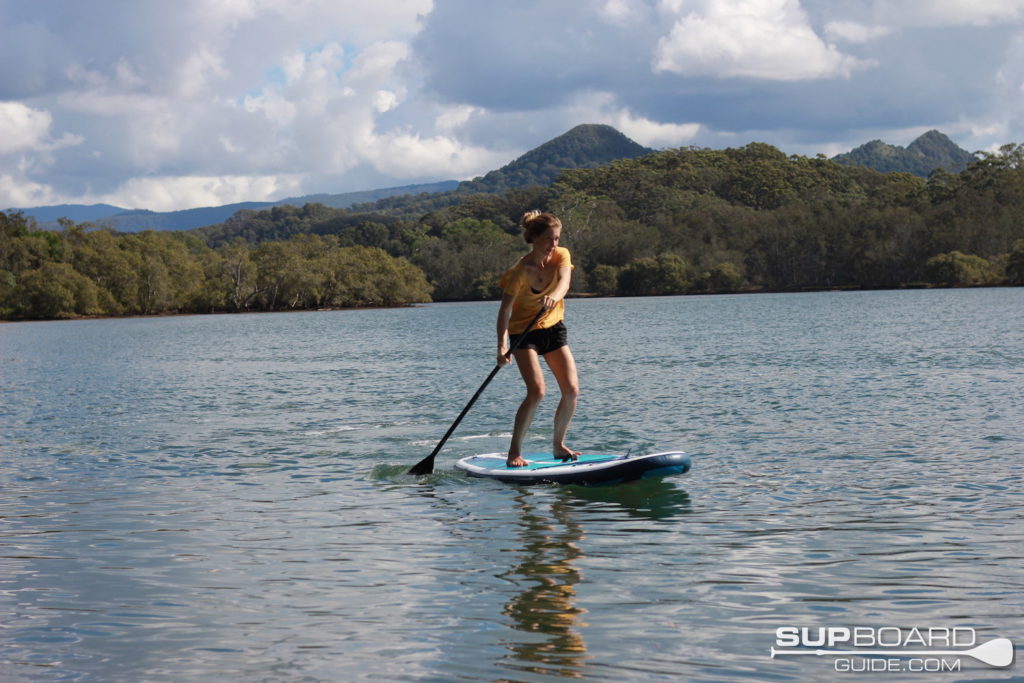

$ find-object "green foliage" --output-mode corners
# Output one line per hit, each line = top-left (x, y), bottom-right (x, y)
(187, 138), (1024, 300)
(588, 264), (619, 296)
(924, 251), (999, 286)
(411, 218), (522, 300)
(619, 254), (692, 296)
(457, 124), (653, 195)
(1007, 240), (1024, 285)
(0, 211), (432, 320)
(833, 130), (975, 177)
(8, 130), (1024, 318)
(701, 262), (745, 292)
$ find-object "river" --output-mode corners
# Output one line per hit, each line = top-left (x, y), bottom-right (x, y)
(1, 288), (1021, 681)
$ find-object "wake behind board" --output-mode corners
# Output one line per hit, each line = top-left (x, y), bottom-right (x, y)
(454, 451), (690, 486)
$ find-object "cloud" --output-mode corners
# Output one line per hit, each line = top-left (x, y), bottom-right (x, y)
(599, 0), (646, 24)
(3, 1), (1024, 213)
(824, 21), (893, 43)
(654, 0), (873, 80)
(0, 102), (56, 154)
(565, 91), (700, 148)
(0, 101), (82, 157)
(0, 173), (60, 208)
(363, 131), (508, 178)
(96, 174), (306, 212)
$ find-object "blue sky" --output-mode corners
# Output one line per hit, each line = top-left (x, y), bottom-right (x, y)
(2, 0), (1024, 211)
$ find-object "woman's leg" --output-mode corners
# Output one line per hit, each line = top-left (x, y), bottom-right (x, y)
(507, 348), (545, 466)
(544, 345), (580, 458)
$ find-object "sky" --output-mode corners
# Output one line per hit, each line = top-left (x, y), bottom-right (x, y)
(2, 0), (1024, 212)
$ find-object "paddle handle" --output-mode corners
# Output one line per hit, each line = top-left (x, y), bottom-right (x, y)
(408, 307), (546, 475)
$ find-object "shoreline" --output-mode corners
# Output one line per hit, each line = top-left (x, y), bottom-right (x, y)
(2, 283), (1018, 324)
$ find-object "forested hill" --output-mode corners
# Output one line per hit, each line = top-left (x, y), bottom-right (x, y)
(346, 124), (655, 219)
(197, 140), (1024, 298)
(457, 124), (654, 194)
(832, 130), (975, 176)
(4, 140), (1023, 320)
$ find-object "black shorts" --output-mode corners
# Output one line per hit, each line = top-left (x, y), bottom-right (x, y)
(509, 321), (568, 356)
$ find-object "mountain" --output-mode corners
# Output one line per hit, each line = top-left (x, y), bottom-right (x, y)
(10, 125), (651, 231)
(10, 181), (459, 232)
(7, 204), (129, 224)
(456, 124), (655, 194)
(832, 130), (975, 177)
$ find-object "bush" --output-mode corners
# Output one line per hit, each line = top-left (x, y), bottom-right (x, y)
(705, 262), (745, 292)
(1006, 240), (1024, 285)
(588, 264), (619, 295)
(618, 254), (691, 295)
(923, 251), (998, 286)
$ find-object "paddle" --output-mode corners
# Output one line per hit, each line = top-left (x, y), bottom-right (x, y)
(408, 307), (546, 475)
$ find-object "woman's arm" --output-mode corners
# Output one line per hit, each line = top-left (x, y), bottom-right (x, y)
(541, 265), (572, 309)
(496, 291), (515, 366)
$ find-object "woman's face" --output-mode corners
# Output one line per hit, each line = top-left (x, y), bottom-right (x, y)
(534, 225), (561, 255)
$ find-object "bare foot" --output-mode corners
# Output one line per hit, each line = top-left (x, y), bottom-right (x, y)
(506, 455), (529, 467)
(554, 445), (581, 462)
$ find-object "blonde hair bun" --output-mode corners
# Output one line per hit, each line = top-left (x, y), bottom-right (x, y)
(520, 210), (542, 227)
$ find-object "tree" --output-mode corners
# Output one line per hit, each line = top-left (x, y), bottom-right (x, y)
(13, 262), (104, 318)
(618, 254), (691, 295)
(704, 262), (745, 292)
(924, 251), (998, 286)
(219, 238), (261, 311)
(588, 264), (619, 296)
(1007, 239), (1024, 285)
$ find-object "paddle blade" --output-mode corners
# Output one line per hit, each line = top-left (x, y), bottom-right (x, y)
(972, 638), (1014, 667)
(407, 454), (435, 476)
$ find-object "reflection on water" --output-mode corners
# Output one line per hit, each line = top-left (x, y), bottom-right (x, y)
(499, 481), (691, 679)
(563, 479), (692, 522)
(502, 493), (589, 678)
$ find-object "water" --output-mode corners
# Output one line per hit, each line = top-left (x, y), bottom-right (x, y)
(1, 289), (1022, 682)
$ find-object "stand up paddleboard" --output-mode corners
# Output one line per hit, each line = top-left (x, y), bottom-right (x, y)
(454, 451), (690, 486)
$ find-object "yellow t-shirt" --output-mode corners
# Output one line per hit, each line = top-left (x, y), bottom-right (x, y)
(499, 247), (574, 334)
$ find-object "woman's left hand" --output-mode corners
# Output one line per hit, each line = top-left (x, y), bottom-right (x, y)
(540, 295), (558, 310)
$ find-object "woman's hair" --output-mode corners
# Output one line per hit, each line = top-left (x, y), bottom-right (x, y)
(520, 210), (561, 243)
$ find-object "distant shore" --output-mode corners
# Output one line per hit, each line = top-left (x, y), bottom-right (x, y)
(4, 283), (1017, 324)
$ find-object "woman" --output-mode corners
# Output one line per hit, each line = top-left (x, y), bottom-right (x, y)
(497, 211), (581, 467)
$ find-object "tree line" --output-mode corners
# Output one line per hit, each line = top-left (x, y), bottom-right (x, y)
(3, 140), (1023, 320)
(0, 214), (431, 320)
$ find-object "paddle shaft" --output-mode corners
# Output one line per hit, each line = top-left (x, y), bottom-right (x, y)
(407, 307), (546, 475)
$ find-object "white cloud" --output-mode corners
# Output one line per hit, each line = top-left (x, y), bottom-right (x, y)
(435, 104), (482, 131)
(176, 47), (230, 98)
(0, 102), (83, 154)
(243, 90), (298, 126)
(0, 173), (60, 208)
(0, 102), (54, 154)
(349, 41), (410, 86)
(361, 130), (507, 179)
(374, 90), (400, 113)
(566, 91), (700, 148)
(97, 174), (305, 211)
(599, 0), (642, 24)
(6, 0), (1024, 213)
(617, 116), (701, 149)
(824, 21), (893, 44)
(0, 102), (82, 159)
(654, 0), (873, 80)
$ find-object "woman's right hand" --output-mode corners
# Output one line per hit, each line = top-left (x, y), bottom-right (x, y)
(497, 344), (510, 366)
